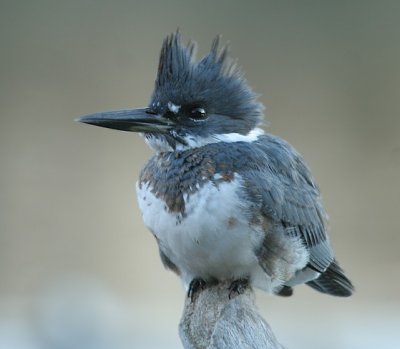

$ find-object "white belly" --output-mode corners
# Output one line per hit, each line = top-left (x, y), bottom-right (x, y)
(136, 176), (266, 289)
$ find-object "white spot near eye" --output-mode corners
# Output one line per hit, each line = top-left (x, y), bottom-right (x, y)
(167, 101), (181, 114)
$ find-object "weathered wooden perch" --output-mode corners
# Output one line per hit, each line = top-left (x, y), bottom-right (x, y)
(179, 281), (284, 349)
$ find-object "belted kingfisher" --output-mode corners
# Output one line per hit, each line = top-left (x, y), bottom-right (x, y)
(79, 32), (353, 298)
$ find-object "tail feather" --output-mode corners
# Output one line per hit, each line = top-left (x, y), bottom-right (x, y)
(306, 259), (354, 297)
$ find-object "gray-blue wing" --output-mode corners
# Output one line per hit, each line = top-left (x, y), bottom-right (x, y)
(245, 134), (334, 273)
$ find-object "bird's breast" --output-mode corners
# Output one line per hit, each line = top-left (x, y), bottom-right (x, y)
(136, 167), (265, 284)
(138, 150), (238, 213)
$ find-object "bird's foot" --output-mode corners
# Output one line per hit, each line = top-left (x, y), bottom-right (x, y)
(228, 278), (249, 299)
(188, 278), (206, 302)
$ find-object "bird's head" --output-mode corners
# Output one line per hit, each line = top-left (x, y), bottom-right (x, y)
(79, 31), (265, 152)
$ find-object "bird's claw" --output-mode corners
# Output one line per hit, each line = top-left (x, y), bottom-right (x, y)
(228, 278), (249, 299)
(188, 278), (206, 302)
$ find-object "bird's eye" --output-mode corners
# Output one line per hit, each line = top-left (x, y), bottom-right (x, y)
(190, 107), (207, 121)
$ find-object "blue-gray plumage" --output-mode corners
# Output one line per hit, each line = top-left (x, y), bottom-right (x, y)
(78, 31), (353, 298)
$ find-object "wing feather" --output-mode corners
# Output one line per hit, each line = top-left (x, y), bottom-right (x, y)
(244, 134), (334, 273)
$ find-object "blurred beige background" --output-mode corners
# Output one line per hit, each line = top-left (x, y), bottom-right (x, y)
(1, 0), (399, 348)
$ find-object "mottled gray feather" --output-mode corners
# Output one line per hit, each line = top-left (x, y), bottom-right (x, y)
(245, 134), (335, 273)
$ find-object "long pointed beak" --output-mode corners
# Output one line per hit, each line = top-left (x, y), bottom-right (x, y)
(77, 108), (174, 133)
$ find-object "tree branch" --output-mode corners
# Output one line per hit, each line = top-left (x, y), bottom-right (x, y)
(179, 281), (284, 349)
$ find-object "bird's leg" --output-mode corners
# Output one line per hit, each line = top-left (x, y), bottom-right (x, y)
(228, 278), (249, 299)
(188, 278), (206, 302)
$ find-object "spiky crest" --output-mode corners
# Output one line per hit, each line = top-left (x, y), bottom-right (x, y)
(151, 31), (264, 126)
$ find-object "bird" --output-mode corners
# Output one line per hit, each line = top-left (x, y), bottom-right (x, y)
(78, 31), (353, 299)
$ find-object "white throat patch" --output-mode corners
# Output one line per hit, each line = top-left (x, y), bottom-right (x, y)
(143, 128), (265, 153)
(175, 127), (265, 151)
